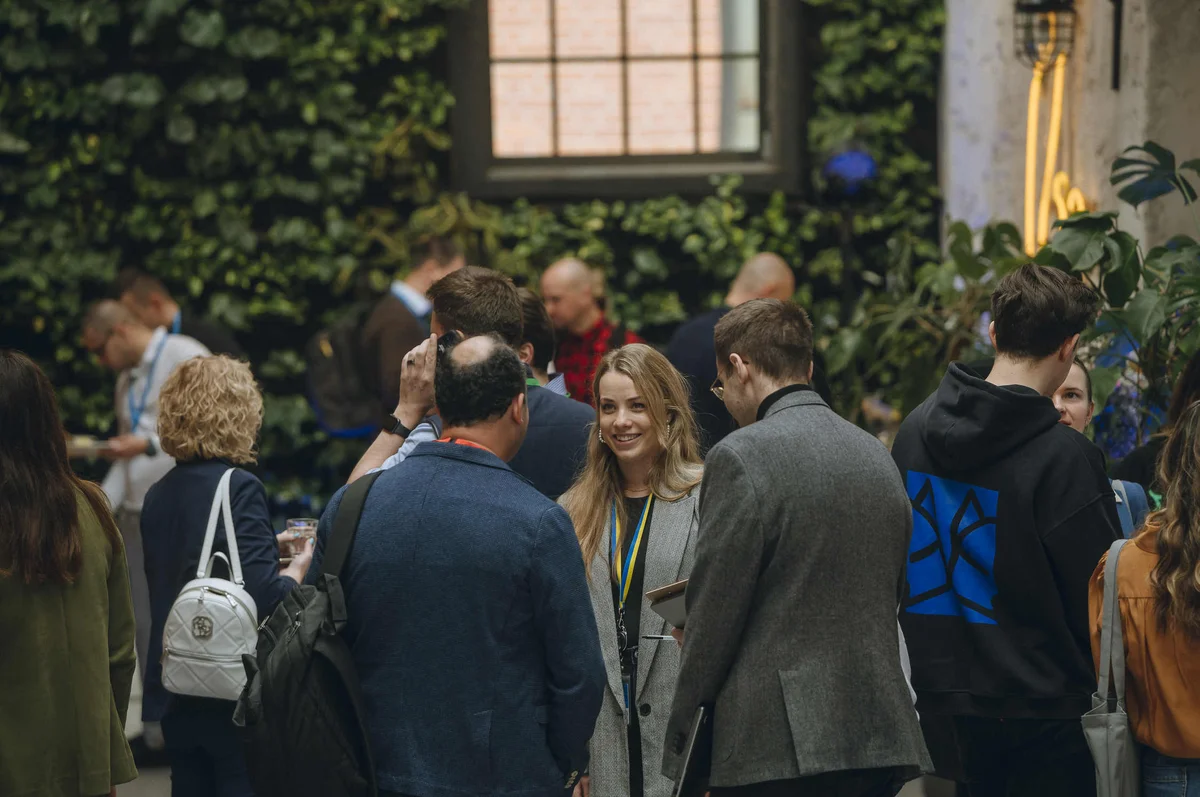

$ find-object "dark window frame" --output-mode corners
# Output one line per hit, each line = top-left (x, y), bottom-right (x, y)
(448, 0), (805, 199)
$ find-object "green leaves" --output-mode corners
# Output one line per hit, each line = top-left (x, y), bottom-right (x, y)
(98, 73), (166, 108)
(1121, 290), (1169, 346)
(180, 9), (226, 48)
(1111, 141), (1198, 208)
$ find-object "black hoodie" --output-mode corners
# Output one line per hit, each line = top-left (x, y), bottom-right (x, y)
(891, 363), (1121, 719)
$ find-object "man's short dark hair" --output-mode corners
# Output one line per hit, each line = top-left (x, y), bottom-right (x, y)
(714, 299), (813, 382)
(114, 268), (169, 301)
(991, 264), (1099, 359)
(517, 288), (556, 371)
(435, 334), (526, 427)
(412, 236), (461, 268)
(428, 266), (523, 347)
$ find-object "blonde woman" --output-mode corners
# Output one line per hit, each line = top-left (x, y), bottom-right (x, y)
(140, 356), (311, 797)
(560, 344), (704, 797)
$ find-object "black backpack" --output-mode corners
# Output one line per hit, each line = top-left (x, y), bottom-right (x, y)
(234, 471), (382, 797)
(306, 303), (379, 438)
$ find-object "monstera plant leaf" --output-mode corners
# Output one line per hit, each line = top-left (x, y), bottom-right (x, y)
(1111, 141), (1198, 209)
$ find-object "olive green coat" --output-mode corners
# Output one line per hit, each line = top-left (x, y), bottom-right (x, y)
(0, 490), (138, 797)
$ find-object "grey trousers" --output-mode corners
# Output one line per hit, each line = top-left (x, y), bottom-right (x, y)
(117, 507), (152, 675)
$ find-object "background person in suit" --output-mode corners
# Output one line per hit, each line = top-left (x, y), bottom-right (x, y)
(360, 236), (464, 417)
(666, 254), (833, 453)
(116, 269), (245, 359)
(663, 299), (930, 797)
(310, 334), (606, 797)
(0, 350), (138, 797)
(140, 356), (313, 797)
(560, 344), (704, 797)
(348, 267), (594, 500)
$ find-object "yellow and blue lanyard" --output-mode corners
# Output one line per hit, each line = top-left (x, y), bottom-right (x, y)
(611, 495), (653, 710)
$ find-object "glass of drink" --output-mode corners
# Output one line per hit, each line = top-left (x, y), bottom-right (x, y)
(284, 518), (318, 560)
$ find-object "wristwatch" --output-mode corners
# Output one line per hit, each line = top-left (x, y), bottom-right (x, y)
(385, 414), (412, 438)
(144, 437), (157, 457)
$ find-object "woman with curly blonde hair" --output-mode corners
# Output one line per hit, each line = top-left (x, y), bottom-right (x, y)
(1089, 399), (1200, 796)
(559, 344), (703, 797)
(140, 355), (311, 797)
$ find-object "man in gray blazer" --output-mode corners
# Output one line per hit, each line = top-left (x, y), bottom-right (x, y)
(662, 299), (931, 797)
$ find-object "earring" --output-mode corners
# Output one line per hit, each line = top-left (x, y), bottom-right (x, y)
(666, 422), (673, 436)
(598, 430), (603, 443)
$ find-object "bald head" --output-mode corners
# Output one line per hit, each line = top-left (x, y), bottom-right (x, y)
(82, 300), (154, 372)
(451, 334), (504, 368)
(727, 253), (796, 305)
(541, 258), (604, 334)
(83, 300), (144, 336)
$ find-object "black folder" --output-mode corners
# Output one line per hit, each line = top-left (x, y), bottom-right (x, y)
(670, 705), (713, 797)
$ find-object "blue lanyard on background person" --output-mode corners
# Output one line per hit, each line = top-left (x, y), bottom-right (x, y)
(128, 332), (169, 433)
(171, 310), (182, 334)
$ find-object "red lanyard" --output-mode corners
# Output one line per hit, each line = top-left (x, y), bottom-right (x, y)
(437, 437), (498, 457)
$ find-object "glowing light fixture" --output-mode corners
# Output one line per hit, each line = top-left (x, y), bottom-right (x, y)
(1014, 0), (1077, 69)
(1018, 0), (1084, 255)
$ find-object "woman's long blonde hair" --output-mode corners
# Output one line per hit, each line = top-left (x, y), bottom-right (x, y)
(560, 344), (704, 573)
(1145, 401), (1200, 638)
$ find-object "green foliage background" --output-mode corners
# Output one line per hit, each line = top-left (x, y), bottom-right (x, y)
(0, 0), (944, 504)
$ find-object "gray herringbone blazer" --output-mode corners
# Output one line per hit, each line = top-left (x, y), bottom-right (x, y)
(575, 488), (699, 797)
(662, 390), (931, 788)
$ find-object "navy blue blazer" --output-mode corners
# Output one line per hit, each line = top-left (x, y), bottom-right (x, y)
(509, 384), (593, 499)
(310, 442), (605, 797)
(140, 460), (297, 722)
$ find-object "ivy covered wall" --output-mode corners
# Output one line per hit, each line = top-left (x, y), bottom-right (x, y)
(0, 0), (944, 503)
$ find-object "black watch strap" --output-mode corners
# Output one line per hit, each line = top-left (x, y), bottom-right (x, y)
(385, 415), (412, 438)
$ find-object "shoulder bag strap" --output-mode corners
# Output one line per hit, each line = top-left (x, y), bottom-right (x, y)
(196, 469), (237, 580)
(322, 470), (384, 578)
(1112, 480), (1134, 538)
(218, 469), (245, 586)
(1097, 538), (1129, 701)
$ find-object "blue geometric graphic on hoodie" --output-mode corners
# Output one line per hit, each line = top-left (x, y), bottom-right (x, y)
(904, 471), (999, 625)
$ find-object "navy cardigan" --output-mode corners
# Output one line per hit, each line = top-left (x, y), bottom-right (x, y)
(140, 459), (297, 722)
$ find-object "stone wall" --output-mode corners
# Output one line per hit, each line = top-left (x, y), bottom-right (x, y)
(943, 0), (1200, 245)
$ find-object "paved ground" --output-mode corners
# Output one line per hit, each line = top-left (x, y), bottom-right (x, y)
(122, 771), (939, 797)
(120, 663), (949, 797)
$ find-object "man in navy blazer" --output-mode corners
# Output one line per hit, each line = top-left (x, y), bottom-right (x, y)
(311, 334), (605, 797)
(348, 266), (594, 500)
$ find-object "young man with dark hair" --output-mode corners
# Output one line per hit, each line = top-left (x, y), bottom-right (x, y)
(516, 287), (566, 395)
(309, 334), (605, 797)
(664, 299), (929, 797)
(890, 264), (1119, 797)
(349, 267), (594, 500)
(115, 268), (244, 358)
(360, 236), (464, 417)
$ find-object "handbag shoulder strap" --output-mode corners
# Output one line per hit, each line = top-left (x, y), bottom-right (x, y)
(1097, 537), (1130, 701)
(321, 471), (384, 578)
(1112, 480), (1134, 538)
(195, 468), (245, 585)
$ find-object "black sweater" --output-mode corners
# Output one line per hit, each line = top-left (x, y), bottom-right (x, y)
(891, 363), (1121, 718)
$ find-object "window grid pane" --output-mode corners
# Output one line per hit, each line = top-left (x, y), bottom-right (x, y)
(489, 0), (762, 158)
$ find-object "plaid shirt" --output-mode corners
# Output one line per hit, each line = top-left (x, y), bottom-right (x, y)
(554, 318), (643, 405)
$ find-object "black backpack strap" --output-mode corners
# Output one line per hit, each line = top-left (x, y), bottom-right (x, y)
(322, 470), (384, 578)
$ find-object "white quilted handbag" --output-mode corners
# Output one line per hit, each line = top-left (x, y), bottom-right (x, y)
(161, 468), (260, 701)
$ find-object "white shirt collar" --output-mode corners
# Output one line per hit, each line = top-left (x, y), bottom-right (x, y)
(132, 326), (169, 377)
(391, 281), (432, 318)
